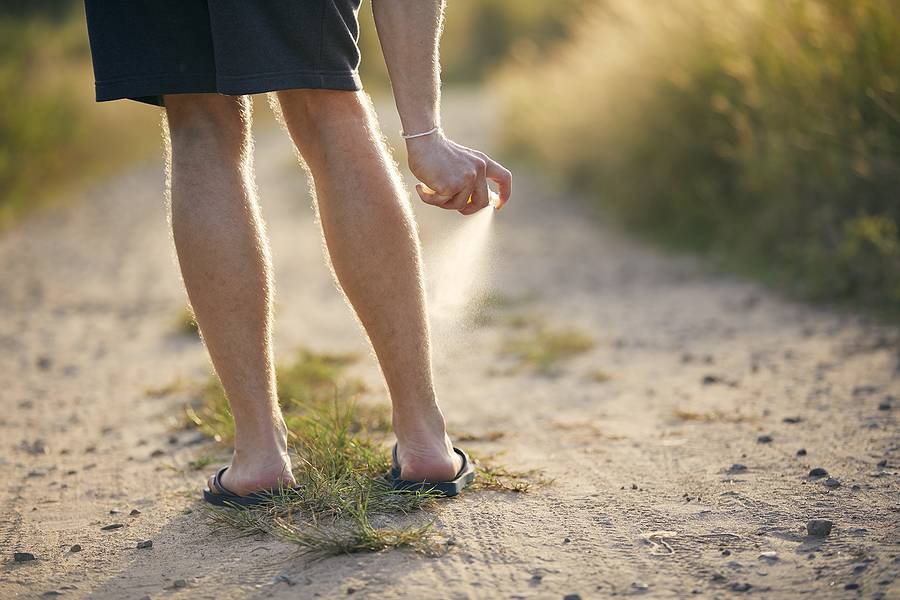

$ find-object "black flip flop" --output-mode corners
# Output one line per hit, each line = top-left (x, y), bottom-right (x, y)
(389, 444), (476, 497)
(203, 466), (291, 508)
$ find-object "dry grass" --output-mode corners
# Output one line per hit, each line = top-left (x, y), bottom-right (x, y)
(498, 0), (900, 314)
(500, 325), (595, 375)
(179, 347), (545, 555)
(672, 408), (753, 424)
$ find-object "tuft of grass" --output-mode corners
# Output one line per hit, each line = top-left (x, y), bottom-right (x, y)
(672, 408), (752, 424)
(587, 369), (612, 383)
(205, 396), (441, 556)
(181, 347), (543, 556)
(187, 455), (215, 471)
(471, 454), (552, 493)
(461, 292), (533, 329)
(500, 325), (595, 375)
(453, 430), (506, 443)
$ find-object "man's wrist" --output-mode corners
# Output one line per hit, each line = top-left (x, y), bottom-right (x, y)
(400, 125), (442, 140)
(404, 128), (445, 150)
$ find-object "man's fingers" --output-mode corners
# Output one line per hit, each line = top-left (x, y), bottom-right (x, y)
(445, 187), (473, 211)
(461, 162), (490, 215)
(416, 183), (453, 207)
(484, 157), (512, 209)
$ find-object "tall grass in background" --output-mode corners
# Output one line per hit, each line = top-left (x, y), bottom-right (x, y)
(499, 0), (900, 313)
(0, 4), (157, 227)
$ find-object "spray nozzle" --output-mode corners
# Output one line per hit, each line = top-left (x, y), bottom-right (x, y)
(488, 190), (501, 210)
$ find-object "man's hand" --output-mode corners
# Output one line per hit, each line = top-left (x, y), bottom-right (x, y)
(372, 0), (510, 214)
(406, 133), (512, 215)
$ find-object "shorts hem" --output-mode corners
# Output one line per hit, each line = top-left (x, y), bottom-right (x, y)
(95, 70), (363, 107)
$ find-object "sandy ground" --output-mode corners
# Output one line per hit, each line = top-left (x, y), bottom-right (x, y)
(1, 92), (898, 600)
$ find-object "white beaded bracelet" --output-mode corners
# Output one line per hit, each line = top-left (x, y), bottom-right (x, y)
(400, 125), (442, 140)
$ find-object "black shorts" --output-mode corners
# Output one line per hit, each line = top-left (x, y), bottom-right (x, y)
(84, 1), (363, 106)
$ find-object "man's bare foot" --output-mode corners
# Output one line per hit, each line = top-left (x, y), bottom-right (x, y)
(208, 450), (295, 497)
(207, 418), (295, 497)
(393, 402), (462, 482)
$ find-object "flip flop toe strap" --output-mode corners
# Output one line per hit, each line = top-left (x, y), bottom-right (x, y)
(211, 466), (238, 497)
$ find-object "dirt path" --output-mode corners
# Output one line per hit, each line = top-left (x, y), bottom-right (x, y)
(1, 92), (898, 599)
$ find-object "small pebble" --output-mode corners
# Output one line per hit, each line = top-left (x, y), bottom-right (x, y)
(69, 544), (81, 553)
(136, 540), (152, 549)
(877, 459), (888, 468)
(823, 478), (841, 488)
(758, 551), (779, 562)
(563, 537), (571, 543)
(273, 574), (295, 586)
(130, 509), (141, 516)
(13, 552), (36, 562)
(783, 416), (802, 424)
(731, 583), (752, 592)
(845, 583), (860, 590)
(563, 595), (583, 600)
(171, 579), (187, 589)
(806, 519), (833, 537)
(727, 464), (748, 474)
(797, 448), (807, 456)
(101, 523), (124, 531)
(757, 435), (773, 444)
(809, 467), (828, 478)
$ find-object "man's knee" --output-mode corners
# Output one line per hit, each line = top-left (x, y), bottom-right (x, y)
(276, 89), (367, 139)
(165, 94), (249, 155)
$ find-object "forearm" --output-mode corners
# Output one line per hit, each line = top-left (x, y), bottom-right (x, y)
(372, 0), (444, 135)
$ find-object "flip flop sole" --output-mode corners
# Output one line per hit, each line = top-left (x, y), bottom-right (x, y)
(203, 488), (275, 507)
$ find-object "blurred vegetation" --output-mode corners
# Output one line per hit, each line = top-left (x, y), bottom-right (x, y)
(499, 0), (900, 314)
(358, 0), (595, 87)
(1, 0), (590, 226)
(0, 2), (157, 228)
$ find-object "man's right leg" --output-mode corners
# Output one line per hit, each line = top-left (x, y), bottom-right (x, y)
(164, 94), (293, 495)
(274, 89), (461, 483)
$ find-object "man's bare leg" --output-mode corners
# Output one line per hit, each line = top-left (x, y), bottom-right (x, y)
(275, 89), (461, 482)
(164, 94), (294, 495)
